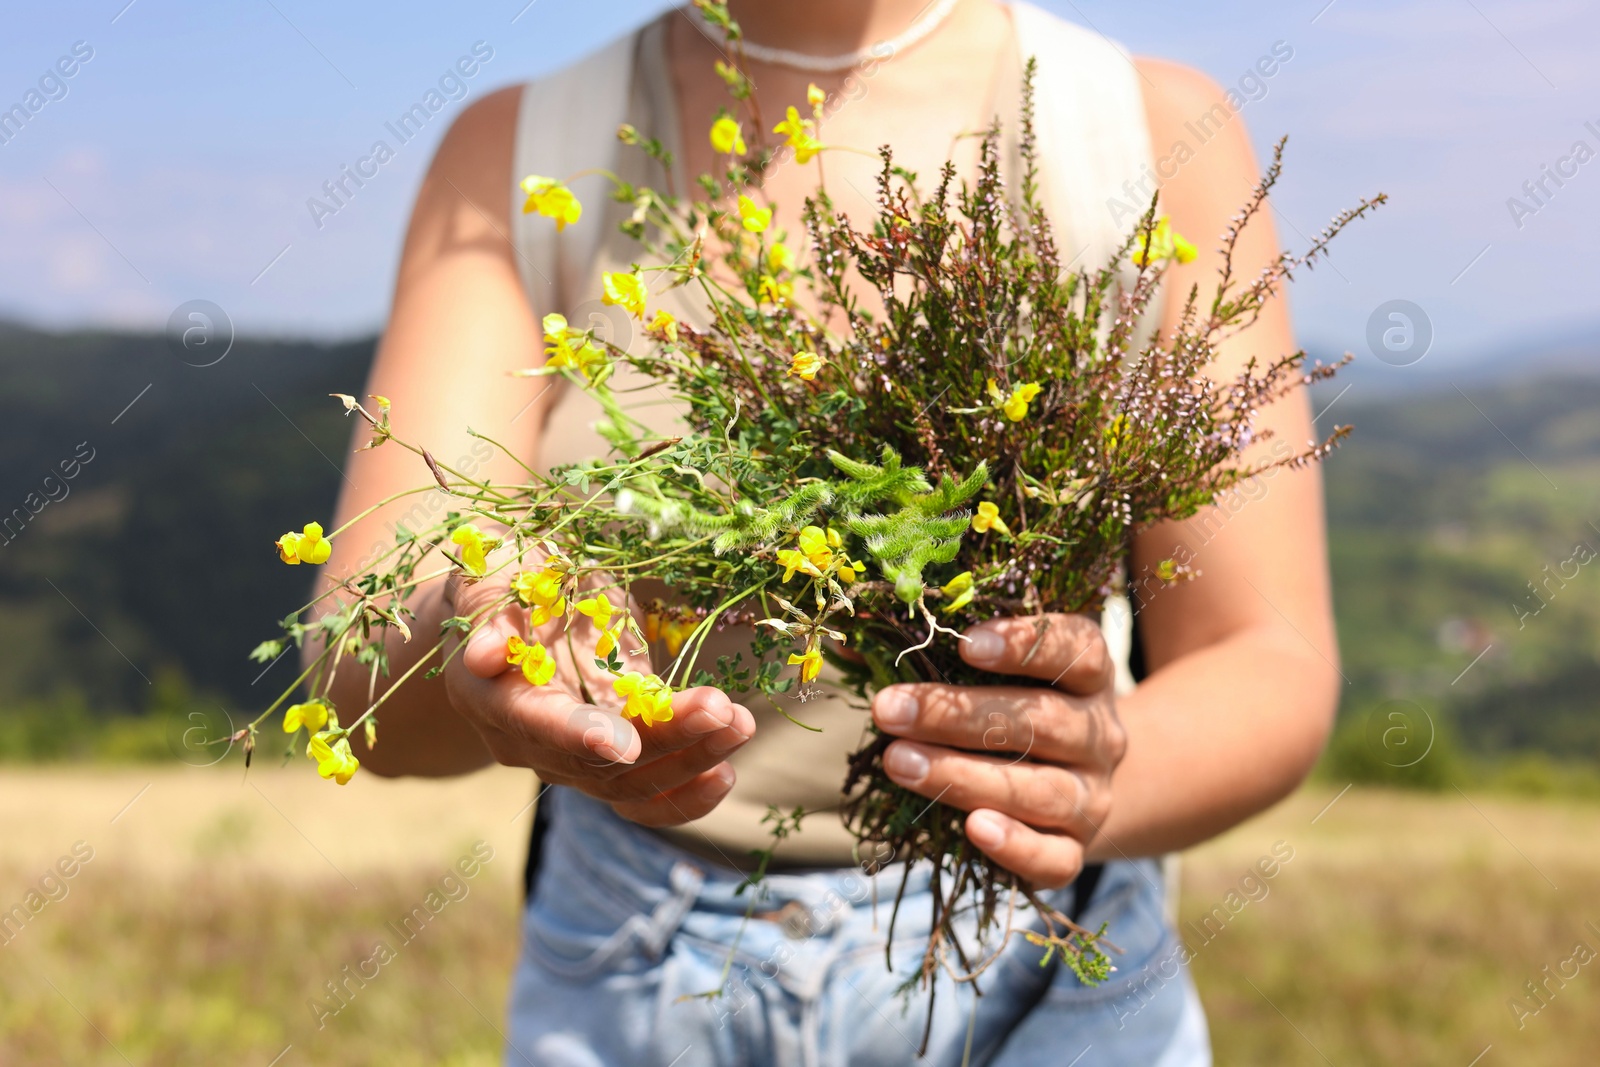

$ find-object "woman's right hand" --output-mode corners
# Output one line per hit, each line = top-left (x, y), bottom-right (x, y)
(439, 567), (755, 827)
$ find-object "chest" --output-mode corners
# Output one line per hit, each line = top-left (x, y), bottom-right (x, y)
(664, 13), (1017, 250)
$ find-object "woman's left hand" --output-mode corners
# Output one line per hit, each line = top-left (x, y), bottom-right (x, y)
(871, 614), (1126, 889)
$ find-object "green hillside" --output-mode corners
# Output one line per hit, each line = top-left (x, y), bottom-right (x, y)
(0, 324), (1595, 777)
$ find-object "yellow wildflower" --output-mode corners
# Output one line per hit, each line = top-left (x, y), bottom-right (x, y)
(939, 571), (976, 615)
(1105, 413), (1129, 452)
(275, 521), (332, 566)
(985, 378), (1044, 422)
(520, 175), (582, 231)
(511, 567), (567, 624)
(773, 106), (823, 163)
(737, 194), (772, 234)
(787, 349), (823, 381)
(542, 313), (606, 380)
(806, 83), (826, 115)
(450, 523), (491, 576)
(759, 274), (794, 305)
(710, 115), (746, 156)
(646, 610), (698, 656)
(767, 241), (796, 273)
(1156, 558), (1179, 582)
(776, 525), (860, 583)
(282, 700), (330, 735)
(971, 502), (1010, 537)
(613, 672), (674, 726)
(576, 593), (615, 631)
(660, 618), (695, 656)
(788, 646), (823, 683)
(1130, 216), (1198, 267)
(647, 309), (679, 343)
(307, 731), (359, 785)
(602, 270), (647, 317)
(577, 593), (626, 657)
(506, 634), (558, 686)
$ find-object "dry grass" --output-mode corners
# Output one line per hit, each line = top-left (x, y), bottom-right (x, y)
(1183, 786), (1600, 1066)
(0, 769), (1595, 1064)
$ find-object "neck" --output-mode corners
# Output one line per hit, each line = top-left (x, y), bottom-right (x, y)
(722, 0), (956, 56)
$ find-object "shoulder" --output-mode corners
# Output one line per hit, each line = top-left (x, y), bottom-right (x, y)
(1133, 57), (1231, 122)
(1131, 57), (1265, 212)
(429, 84), (522, 185)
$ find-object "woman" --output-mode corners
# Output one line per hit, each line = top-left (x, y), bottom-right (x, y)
(320, 1), (1339, 1063)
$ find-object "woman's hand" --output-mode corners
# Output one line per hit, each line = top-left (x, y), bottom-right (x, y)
(440, 565), (755, 827)
(871, 614), (1125, 888)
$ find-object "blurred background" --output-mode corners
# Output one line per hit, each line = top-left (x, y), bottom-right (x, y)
(1, 1), (1596, 1064)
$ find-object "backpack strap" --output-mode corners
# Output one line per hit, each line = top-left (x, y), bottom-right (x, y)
(509, 31), (640, 314)
(1008, 2), (1158, 275)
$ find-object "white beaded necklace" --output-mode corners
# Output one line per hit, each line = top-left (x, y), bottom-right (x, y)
(713, 0), (963, 73)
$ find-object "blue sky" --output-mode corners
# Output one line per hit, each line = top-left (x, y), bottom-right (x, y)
(1, 0), (1596, 368)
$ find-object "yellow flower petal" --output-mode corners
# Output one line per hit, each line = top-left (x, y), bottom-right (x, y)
(710, 115), (747, 156)
(601, 270), (647, 317)
(737, 194), (772, 234)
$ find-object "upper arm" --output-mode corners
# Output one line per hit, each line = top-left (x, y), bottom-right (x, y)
(324, 85), (550, 579)
(1127, 58), (1338, 680)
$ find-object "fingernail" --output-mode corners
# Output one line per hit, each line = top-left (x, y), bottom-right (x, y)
(965, 628), (1005, 664)
(966, 810), (1007, 850)
(708, 763), (736, 791)
(685, 707), (733, 735)
(467, 619), (504, 655)
(593, 743), (634, 766)
(884, 743), (929, 785)
(706, 725), (751, 756)
(875, 689), (918, 731)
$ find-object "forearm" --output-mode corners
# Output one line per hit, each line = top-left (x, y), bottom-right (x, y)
(318, 577), (494, 778)
(1083, 623), (1338, 862)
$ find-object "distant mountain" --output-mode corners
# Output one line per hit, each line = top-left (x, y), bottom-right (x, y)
(0, 319), (1596, 768)
(1310, 317), (1600, 398)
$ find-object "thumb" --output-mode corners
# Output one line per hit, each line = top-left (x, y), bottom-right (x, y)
(443, 569), (526, 679)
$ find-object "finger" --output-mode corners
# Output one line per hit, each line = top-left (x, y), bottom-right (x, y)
(598, 703), (755, 803)
(601, 713), (752, 806)
(498, 681), (745, 773)
(959, 613), (1113, 694)
(453, 669), (644, 773)
(963, 808), (1085, 890)
(443, 569), (528, 679)
(872, 684), (1121, 768)
(880, 740), (1099, 838)
(610, 764), (738, 828)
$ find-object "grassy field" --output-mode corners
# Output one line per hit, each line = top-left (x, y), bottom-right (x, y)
(0, 768), (1595, 1065)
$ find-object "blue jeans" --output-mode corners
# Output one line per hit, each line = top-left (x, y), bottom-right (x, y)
(506, 787), (1210, 1067)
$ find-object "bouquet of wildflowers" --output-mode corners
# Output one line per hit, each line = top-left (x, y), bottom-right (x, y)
(249, 0), (1379, 1013)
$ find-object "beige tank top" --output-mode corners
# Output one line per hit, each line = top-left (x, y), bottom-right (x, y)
(510, 4), (1157, 866)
